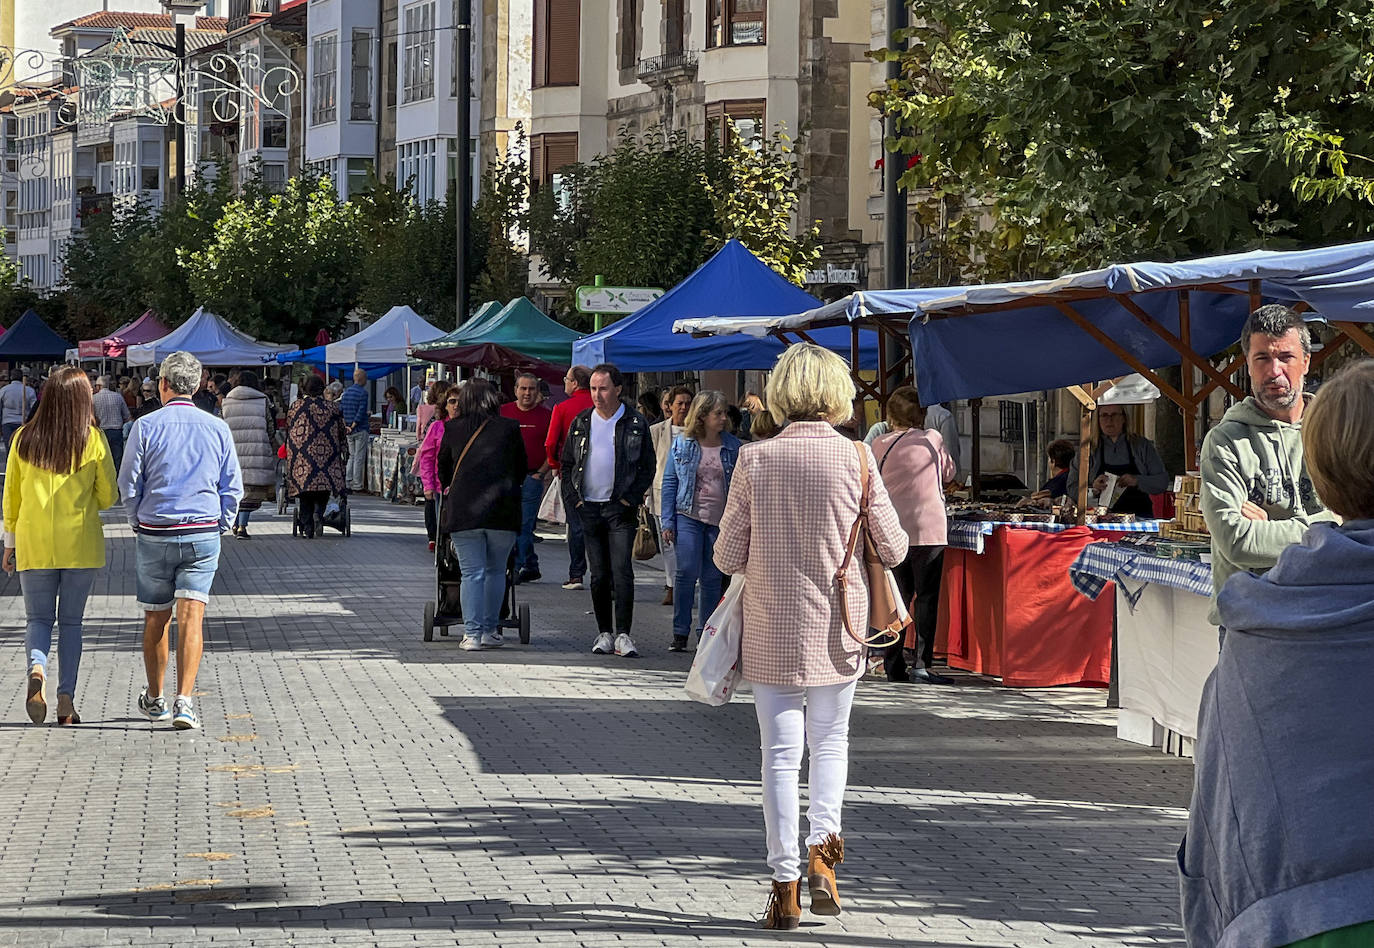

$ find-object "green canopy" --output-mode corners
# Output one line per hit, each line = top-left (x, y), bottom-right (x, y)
(412, 297), (581, 366)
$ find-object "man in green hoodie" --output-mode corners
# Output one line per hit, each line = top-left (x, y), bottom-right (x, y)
(1200, 304), (1335, 636)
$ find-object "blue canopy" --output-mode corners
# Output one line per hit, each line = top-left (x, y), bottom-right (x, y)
(574, 239), (877, 370)
(0, 309), (73, 360)
(680, 241), (1374, 404)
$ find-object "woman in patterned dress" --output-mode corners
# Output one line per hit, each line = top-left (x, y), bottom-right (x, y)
(715, 343), (908, 931)
(285, 375), (347, 538)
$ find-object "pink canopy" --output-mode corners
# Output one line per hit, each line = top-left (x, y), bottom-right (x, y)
(77, 311), (171, 360)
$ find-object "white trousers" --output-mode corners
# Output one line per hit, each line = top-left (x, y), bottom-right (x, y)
(753, 680), (857, 881)
(652, 513), (677, 587)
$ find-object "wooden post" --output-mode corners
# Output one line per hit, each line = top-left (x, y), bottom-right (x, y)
(969, 397), (982, 498)
(1179, 290), (1197, 471)
(1077, 403), (1094, 525)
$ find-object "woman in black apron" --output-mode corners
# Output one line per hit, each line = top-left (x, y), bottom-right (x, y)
(1082, 405), (1166, 517)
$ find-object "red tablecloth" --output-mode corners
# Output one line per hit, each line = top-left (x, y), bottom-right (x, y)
(935, 526), (1113, 687)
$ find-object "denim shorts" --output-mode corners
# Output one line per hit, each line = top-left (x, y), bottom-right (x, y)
(135, 533), (221, 611)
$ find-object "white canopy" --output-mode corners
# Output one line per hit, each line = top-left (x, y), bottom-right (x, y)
(127, 307), (294, 367)
(324, 305), (445, 365)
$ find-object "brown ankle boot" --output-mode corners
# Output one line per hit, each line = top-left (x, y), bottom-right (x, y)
(761, 879), (801, 930)
(661, 585), (673, 606)
(807, 833), (844, 915)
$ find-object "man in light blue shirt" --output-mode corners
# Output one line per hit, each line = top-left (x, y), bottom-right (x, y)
(338, 367), (370, 491)
(0, 373), (38, 450)
(119, 351), (243, 731)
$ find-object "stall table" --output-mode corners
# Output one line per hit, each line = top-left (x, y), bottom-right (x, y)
(936, 520), (1165, 688)
(1069, 542), (1217, 755)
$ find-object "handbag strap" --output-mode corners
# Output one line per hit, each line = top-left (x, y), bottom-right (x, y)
(877, 427), (917, 474)
(446, 419), (490, 493)
(836, 442), (880, 646)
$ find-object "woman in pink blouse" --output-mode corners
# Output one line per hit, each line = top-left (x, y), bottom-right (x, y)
(715, 344), (909, 930)
(415, 386), (457, 551)
(872, 386), (956, 685)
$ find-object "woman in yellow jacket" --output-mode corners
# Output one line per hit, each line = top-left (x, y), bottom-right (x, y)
(3, 366), (118, 725)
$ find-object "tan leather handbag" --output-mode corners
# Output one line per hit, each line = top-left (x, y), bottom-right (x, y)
(836, 441), (911, 649)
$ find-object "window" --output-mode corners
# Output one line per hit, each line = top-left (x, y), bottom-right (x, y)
(618, 0), (638, 70)
(141, 167), (160, 191)
(665, 0), (685, 54)
(707, 0), (765, 49)
(533, 0), (580, 88)
(706, 99), (765, 147)
(398, 139), (439, 203)
(311, 34), (338, 125)
(385, 41), (398, 108)
(351, 30), (373, 121)
(262, 163), (286, 191)
(346, 158), (373, 197)
(403, 2), (436, 102)
(529, 131), (578, 192)
(263, 113), (288, 148)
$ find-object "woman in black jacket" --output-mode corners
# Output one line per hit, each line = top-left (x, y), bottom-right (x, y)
(436, 379), (527, 650)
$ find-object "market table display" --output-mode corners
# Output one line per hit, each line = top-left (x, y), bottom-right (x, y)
(935, 518), (1166, 688)
(1069, 540), (1216, 755)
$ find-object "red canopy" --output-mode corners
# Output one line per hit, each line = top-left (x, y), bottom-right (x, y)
(77, 311), (171, 359)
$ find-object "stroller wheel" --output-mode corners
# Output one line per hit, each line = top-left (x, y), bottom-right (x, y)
(518, 603), (531, 645)
(423, 600), (435, 642)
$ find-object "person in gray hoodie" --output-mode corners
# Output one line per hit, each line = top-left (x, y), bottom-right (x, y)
(1180, 359), (1374, 948)
(1199, 305), (1334, 631)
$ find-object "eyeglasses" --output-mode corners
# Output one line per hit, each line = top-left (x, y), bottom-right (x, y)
(446, 398), (460, 404)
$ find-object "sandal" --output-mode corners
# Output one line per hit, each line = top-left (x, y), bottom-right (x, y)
(26, 666), (47, 724)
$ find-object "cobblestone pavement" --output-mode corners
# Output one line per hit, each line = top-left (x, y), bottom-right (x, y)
(0, 497), (1195, 947)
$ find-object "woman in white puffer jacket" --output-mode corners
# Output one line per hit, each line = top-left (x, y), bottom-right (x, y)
(220, 370), (277, 538)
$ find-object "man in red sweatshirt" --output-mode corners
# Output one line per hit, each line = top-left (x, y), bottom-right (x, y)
(545, 365), (594, 588)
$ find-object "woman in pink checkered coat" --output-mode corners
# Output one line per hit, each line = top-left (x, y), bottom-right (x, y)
(714, 343), (909, 930)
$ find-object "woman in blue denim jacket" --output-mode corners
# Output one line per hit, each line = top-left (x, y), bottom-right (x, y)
(660, 391), (742, 652)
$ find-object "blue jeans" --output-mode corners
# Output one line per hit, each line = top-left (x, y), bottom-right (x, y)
(672, 514), (722, 640)
(135, 533), (221, 611)
(234, 508), (253, 528)
(20, 568), (97, 698)
(567, 504), (587, 580)
(451, 529), (517, 639)
(515, 475), (543, 572)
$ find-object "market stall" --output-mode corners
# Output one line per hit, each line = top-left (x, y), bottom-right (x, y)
(1069, 540), (1216, 754)
(74, 310), (170, 362)
(127, 307), (293, 366)
(410, 297), (579, 385)
(575, 239), (880, 370)
(0, 309), (73, 364)
(272, 305), (445, 378)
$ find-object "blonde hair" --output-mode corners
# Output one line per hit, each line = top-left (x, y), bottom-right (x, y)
(683, 390), (728, 441)
(1303, 360), (1374, 520)
(766, 343), (855, 425)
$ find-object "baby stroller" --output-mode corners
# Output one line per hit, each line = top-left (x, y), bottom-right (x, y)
(423, 495), (530, 644)
(292, 492), (352, 537)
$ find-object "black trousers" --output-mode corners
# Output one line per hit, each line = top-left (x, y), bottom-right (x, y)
(424, 496), (438, 541)
(886, 545), (945, 680)
(297, 490), (330, 533)
(578, 501), (637, 637)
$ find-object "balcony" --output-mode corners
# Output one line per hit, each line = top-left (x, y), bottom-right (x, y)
(636, 50), (699, 85)
(228, 0), (279, 32)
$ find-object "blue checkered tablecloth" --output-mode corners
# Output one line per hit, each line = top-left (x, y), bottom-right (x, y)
(1069, 541), (1213, 606)
(947, 518), (1166, 554)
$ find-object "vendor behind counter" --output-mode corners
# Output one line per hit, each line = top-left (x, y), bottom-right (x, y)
(1065, 406), (1169, 516)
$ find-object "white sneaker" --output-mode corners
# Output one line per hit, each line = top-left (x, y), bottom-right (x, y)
(460, 636), (483, 651)
(591, 632), (614, 654)
(614, 633), (639, 658)
(479, 631), (504, 648)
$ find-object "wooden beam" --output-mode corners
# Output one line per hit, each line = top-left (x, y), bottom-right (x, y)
(1310, 330), (1350, 369)
(1331, 320), (1374, 356)
(1051, 301), (1188, 406)
(1179, 291), (1197, 471)
(1066, 384), (1097, 409)
(970, 397), (982, 499)
(1195, 354), (1247, 402)
(1076, 405), (1093, 526)
(1115, 294), (1245, 399)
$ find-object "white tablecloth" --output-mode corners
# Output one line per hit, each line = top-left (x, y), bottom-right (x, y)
(1114, 582), (1218, 755)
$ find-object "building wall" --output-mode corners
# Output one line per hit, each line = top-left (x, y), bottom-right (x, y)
(479, 0), (530, 165)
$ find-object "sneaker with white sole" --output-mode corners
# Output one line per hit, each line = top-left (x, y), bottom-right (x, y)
(614, 633), (639, 658)
(171, 696), (199, 730)
(460, 636), (484, 651)
(591, 632), (614, 654)
(480, 631), (504, 648)
(138, 688), (172, 722)
(562, 577), (585, 590)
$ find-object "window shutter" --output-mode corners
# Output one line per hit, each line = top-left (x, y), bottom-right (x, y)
(533, 0), (549, 89)
(530, 134), (545, 189)
(545, 132), (578, 175)
(547, 0), (580, 86)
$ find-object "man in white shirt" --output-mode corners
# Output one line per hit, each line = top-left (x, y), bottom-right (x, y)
(93, 374), (133, 471)
(0, 373), (38, 451)
(559, 364), (657, 658)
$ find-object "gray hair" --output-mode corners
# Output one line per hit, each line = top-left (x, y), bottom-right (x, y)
(97, 374), (113, 389)
(1241, 304), (1312, 357)
(327, 380), (344, 397)
(159, 351), (203, 396)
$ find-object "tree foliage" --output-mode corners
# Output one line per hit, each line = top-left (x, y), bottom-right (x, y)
(355, 170), (459, 328)
(705, 126), (820, 285)
(872, 0), (1374, 281)
(471, 132), (532, 308)
(186, 175), (365, 344)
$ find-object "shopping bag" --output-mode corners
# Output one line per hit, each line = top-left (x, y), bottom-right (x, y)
(633, 505), (659, 560)
(684, 576), (746, 706)
(537, 475), (565, 524)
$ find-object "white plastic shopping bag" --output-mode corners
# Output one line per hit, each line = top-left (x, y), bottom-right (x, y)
(537, 474), (566, 524)
(684, 576), (745, 706)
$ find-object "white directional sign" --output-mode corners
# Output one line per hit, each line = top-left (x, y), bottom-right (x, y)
(575, 285), (665, 315)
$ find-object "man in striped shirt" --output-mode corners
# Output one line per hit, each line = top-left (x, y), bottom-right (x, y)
(119, 351), (243, 731)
